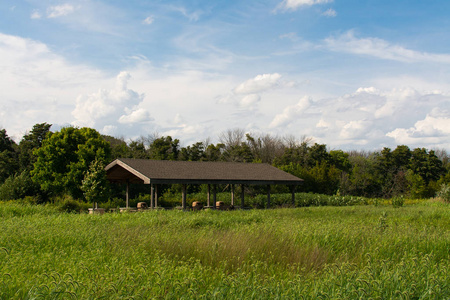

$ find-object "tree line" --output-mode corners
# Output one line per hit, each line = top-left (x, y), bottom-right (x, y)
(0, 124), (449, 202)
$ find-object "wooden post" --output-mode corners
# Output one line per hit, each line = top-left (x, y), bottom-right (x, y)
(126, 180), (130, 209)
(241, 184), (245, 209)
(212, 185), (217, 209)
(267, 185), (271, 209)
(155, 184), (158, 208)
(207, 184), (211, 207)
(291, 185), (295, 206)
(150, 184), (154, 209)
(231, 184), (235, 206)
(182, 184), (187, 210)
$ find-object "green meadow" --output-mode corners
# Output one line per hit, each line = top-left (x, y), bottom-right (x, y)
(0, 201), (449, 299)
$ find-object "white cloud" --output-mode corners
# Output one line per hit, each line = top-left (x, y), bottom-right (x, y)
(239, 94), (261, 108)
(316, 118), (330, 128)
(163, 122), (209, 145)
(169, 5), (203, 21)
(0, 33), (106, 139)
(72, 72), (153, 134)
(278, 0), (333, 11)
(47, 4), (75, 18)
(30, 11), (42, 19)
(324, 31), (450, 63)
(234, 73), (282, 94)
(266, 86), (450, 149)
(218, 73), (294, 112)
(119, 108), (153, 124)
(339, 120), (371, 140)
(1, 29), (449, 151)
(387, 111), (450, 147)
(269, 96), (312, 128)
(322, 8), (336, 17)
(142, 16), (154, 25)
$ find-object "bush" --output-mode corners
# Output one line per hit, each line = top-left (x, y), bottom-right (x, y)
(0, 172), (39, 201)
(55, 196), (90, 213)
(436, 183), (450, 203)
(392, 195), (405, 208)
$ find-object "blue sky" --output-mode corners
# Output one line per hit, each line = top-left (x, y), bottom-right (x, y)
(1, 0), (449, 150)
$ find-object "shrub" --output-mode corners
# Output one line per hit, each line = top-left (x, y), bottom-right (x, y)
(436, 183), (450, 203)
(392, 195), (405, 208)
(55, 196), (90, 213)
(0, 172), (39, 201)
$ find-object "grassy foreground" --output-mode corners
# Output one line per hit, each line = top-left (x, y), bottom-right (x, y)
(0, 201), (449, 299)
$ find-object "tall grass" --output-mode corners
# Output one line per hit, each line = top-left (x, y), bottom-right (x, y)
(150, 191), (372, 208)
(0, 201), (448, 299)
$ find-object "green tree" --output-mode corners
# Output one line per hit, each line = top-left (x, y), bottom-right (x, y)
(392, 145), (411, 170)
(347, 154), (381, 197)
(203, 143), (224, 161)
(309, 162), (341, 195)
(0, 129), (18, 184)
(179, 142), (205, 161)
(410, 148), (445, 184)
(128, 140), (149, 159)
(406, 169), (427, 198)
(149, 136), (179, 160)
(81, 159), (110, 204)
(31, 127), (111, 199)
(308, 143), (330, 166)
(102, 135), (131, 159)
(0, 171), (39, 201)
(221, 143), (254, 162)
(18, 123), (52, 172)
(329, 150), (351, 173)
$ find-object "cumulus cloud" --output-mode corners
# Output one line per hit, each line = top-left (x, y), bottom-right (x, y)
(0, 33), (107, 139)
(72, 72), (153, 135)
(387, 109), (450, 147)
(234, 73), (282, 94)
(269, 96), (312, 128)
(278, 0), (333, 11)
(239, 94), (261, 108)
(324, 31), (450, 63)
(1, 29), (449, 151)
(218, 73), (288, 111)
(47, 4), (75, 18)
(119, 108), (153, 124)
(339, 119), (372, 140)
(266, 86), (450, 149)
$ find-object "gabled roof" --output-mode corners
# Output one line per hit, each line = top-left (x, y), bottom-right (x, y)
(105, 158), (303, 185)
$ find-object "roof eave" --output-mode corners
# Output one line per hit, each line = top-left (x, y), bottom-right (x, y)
(105, 159), (151, 184)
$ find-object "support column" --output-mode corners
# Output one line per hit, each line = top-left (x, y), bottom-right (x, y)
(291, 185), (295, 206)
(182, 184), (187, 210)
(207, 184), (211, 207)
(150, 184), (154, 209)
(231, 184), (235, 206)
(267, 185), (271, 209)
(212, 185), (217, 209)
(155, 184), (158, 208)
(126, 180), (130, 209)
(241, 184), (245, 209)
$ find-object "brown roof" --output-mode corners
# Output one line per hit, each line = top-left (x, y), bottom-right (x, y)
(105, 158), (303, 185)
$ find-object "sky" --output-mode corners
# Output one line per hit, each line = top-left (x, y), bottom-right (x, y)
(1, 0), (450, 151)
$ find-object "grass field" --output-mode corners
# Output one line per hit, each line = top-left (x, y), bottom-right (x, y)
(0, 200), (449, 299)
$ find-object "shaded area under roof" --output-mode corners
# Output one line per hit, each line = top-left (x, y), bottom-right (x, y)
(105, 158), (304, 185)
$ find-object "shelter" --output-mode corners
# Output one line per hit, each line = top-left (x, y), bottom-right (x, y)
(105, 158), (303, 209)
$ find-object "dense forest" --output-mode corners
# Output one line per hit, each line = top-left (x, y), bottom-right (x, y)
(0, 123), (449, 203)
